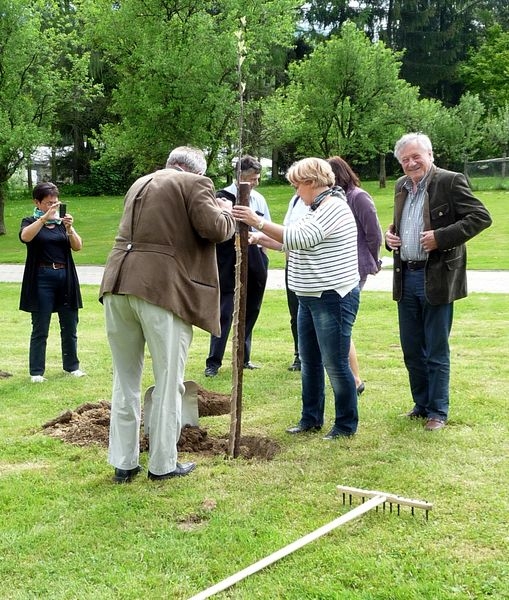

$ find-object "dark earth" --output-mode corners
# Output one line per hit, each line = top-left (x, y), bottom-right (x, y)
(41, 384), (280, 460)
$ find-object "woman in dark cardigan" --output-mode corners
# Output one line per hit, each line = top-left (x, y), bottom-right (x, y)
(19, 182), (85, 382)
(328, 156), (382, 396)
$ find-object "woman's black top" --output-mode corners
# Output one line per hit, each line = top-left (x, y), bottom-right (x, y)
(19, 217), (83, 312)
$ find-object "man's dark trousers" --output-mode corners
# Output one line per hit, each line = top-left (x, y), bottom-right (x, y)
(206, 248), (268, 370)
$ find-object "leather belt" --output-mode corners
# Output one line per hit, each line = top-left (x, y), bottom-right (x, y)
(402, 260), (426, 271)
(39, 262), (66, 270)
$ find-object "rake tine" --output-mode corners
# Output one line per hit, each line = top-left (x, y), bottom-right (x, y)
(337, 485), (432, 516)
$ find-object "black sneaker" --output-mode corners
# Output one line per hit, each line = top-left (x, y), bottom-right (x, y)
(285, 423), (322, 434)
(243, 361), (260, 370)
(288, 358), (301, 371)
(204, 366), (218, 377)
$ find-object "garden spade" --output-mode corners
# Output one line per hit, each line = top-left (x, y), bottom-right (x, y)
(143, 380), (199, 436)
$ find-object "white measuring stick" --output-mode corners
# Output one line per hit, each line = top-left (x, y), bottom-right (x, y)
(188, 494), (386, 600)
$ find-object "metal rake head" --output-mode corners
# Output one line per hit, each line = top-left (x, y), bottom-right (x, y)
(337, 485), (433, 520)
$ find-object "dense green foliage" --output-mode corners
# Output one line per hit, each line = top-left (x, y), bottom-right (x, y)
(264, 22), (417, 162)
(1, 1), (509, 225)
(0, 0), (99, 231)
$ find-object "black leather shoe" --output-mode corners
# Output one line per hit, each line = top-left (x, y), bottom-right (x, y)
(285, 424), (322, 434)
(148, 462), (196, 480)
(403, 408), (427, 419)
(356, 382), (365, 396)
(288, 358), (301, 372)
(323, 428), (354, 440)
(244, 361), (260, 370)
(204, 366), (218, 377)
(113, 465), (142, 483)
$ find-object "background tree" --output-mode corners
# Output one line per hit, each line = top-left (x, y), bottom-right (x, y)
(460, 25), (509, 112)
(80, 0), (297, 179)
(386, 1), (482, 105)
(0, 0), (97, 234)
(302, 1), (506, 107)
(484, 104), (509, 175)
(263, 21), (422, 181)
(429, 93), (485, 172)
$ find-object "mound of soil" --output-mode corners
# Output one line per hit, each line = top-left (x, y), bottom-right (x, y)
(41, 385), (280, 461)
(0, 370), (13, 379)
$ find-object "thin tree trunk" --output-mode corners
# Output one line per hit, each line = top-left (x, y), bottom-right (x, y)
(27, 159), (33, 190)
(271, 148), (279, 180)
(51, 146), (57, 182)
(228, 181), (250, 458)
(378, 153), (386, 188)
(0, 181), (7, 235)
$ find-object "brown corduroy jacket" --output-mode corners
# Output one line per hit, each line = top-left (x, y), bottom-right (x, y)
(99, 168), (236, 336)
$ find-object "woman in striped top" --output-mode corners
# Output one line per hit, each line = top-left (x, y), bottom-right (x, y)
(232, 157), (360, 440)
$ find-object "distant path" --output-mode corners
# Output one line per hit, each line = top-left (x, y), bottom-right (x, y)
(0, 264), (507, 293)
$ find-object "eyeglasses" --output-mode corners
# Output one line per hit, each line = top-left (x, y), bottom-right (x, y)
(38, 196), (58, 205)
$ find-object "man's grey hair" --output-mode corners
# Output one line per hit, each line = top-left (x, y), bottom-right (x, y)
(394, 133), (434, 163)
(166, 146), (207, 175)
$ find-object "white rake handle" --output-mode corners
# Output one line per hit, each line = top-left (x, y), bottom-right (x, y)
(188, 494), (386, 600)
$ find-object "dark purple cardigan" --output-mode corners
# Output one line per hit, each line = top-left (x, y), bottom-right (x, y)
(345, 185), (382, 281)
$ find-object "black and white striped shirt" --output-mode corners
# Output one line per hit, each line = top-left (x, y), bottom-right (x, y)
(283, 196), (359, 297)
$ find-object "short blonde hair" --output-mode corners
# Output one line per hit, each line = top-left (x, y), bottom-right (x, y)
(286, 157), (335, 188)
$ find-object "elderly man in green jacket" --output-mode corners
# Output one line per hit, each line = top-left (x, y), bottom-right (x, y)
(385, 133), (492, 431)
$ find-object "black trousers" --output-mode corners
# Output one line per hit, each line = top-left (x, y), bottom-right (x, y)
(285, 264), (299, 358)
(206, 257), (268, 369)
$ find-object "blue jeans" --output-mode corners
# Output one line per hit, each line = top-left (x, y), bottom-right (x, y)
(398, 269), (453, 420)
(297, 288), (360, 434)
(29, 267), (79, 376)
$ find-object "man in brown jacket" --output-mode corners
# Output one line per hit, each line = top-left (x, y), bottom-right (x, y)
(100, 146), (235, 482)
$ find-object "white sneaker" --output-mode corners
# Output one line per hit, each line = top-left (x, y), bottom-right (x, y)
(31, 375), (47, 383)
(67, 369), (87, 377)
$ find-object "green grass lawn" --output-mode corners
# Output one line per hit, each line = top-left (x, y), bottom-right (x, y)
(0, 283), (508, 599)
(1, 181), (508, 271)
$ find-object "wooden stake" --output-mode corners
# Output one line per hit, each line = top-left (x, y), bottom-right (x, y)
(228, 181), (250, 458)
(188, 495), (386, 600)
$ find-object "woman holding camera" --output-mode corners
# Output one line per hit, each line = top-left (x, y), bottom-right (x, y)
(19, 182), (85, 382)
